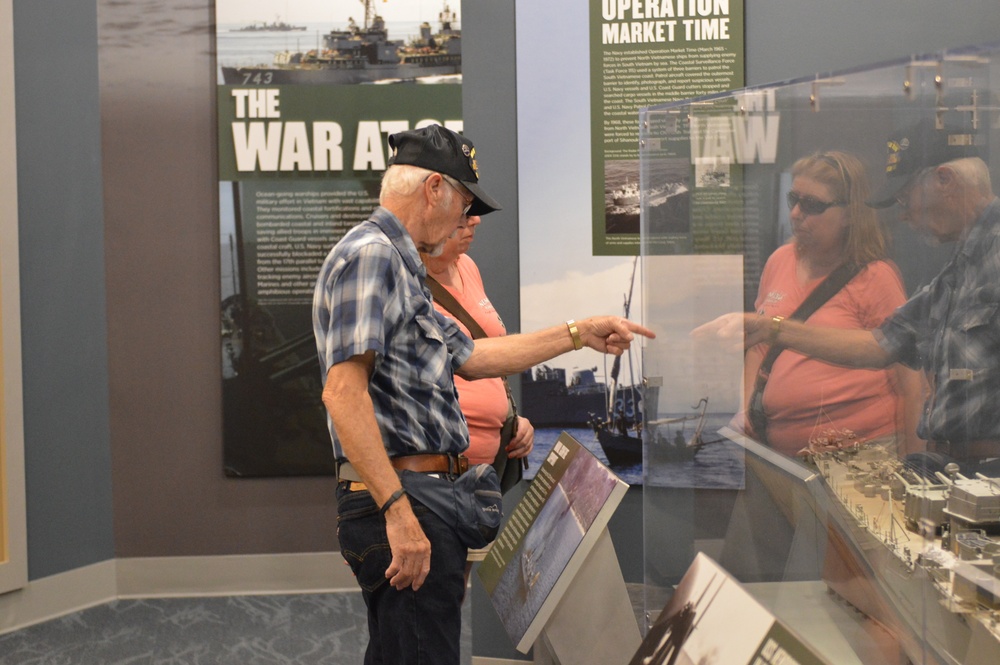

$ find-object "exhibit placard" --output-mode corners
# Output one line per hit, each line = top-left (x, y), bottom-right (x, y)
(629, 552), (829, 665)
(478, 432), (628, 652)
(214, 0), (464, 476)
(590, 0), (744, 255)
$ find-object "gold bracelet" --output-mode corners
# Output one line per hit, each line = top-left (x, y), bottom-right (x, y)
(770, 315), (785, 343)
(566, 319), (583, 351)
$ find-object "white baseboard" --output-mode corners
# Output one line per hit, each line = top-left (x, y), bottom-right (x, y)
(0, 552), (359, 634)
(0, 559), (117, 634)
(116, 551), (358, 598)
(472, 658), (531, 665)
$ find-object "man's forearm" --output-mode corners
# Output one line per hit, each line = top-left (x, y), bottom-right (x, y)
(769, 317), (892, 369)
(458, 322), (577, 379)
(458, 315), (653, 380)
(323, 354), (433, 591)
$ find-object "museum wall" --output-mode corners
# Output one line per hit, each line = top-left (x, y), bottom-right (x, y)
(12, 0), (1000, 581)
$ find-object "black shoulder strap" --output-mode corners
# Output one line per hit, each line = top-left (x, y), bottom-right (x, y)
(755, 261), (863, 384)
(426, 273), (518, 422)
(425, 275), (488, 340)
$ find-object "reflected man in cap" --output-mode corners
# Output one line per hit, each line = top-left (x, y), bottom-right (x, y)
(312, 124), (654, 664)
(697, 119), (1000, 473)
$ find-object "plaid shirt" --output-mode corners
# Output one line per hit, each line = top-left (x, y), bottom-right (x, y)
(877, 198), (1000, 444)
(312, 207), (474, 460)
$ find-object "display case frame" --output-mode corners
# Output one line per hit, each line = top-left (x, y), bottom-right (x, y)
(0, 0), (28, 596)
(638, 41), (1000, 664)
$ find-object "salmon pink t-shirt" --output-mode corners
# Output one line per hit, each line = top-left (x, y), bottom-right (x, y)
(751, 243), (907, 456)
(431, 255), (509, 465)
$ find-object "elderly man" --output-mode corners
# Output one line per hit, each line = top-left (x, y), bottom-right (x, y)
(312, 124), (653, 664)
(700, 120), (999, 473)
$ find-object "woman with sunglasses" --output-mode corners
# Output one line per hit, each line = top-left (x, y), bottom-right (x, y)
(744, 151), (925, 457)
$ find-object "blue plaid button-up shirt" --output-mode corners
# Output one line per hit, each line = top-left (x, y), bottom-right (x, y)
(877, 198), (1000, 445)
(312, 207), (473, 459)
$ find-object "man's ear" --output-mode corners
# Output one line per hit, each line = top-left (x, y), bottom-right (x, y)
(423, 172), (444, 206)
(933, 163), (957, 189)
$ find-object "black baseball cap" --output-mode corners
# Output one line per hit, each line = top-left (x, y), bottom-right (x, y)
(868, 119), (982, 208)
(387, 125), (502, 216)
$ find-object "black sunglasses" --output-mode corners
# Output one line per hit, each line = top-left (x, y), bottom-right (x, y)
(786, 191), (846, 216)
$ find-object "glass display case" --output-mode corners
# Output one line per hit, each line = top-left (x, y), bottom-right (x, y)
(638, 41), (1000, 664)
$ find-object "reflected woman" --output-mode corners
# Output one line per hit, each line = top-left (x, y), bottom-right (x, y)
(744, 151), (925, 457)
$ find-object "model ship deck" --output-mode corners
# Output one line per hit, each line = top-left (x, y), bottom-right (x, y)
(811, 444), (1000, 664)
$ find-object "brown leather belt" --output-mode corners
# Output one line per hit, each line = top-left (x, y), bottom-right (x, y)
(337, 453), (468, 483)
(929, 440), (1000, 461)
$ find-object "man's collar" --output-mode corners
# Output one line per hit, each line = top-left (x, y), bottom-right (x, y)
(370, 207), (425, 277)
(958, 196), (1000, 258)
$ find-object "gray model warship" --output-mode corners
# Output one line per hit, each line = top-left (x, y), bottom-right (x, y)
(221, 0), (461, 85)
(805, 442), (1000, 664)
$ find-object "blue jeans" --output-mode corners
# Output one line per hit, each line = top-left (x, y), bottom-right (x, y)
(337, 483), (467, 665)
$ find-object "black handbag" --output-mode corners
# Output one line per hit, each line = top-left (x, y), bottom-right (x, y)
(426, 275), (525, 493)
(748, 261), (863, 445)
(492, 378), (523, 494)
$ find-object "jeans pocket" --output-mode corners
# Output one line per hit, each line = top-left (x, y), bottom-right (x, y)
(337, 491), (392, 593)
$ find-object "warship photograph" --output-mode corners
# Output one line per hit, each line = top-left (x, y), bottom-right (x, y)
(604, 160), (690, 235)
(230, 18), (307, 33)
(220, 1), (462, 86)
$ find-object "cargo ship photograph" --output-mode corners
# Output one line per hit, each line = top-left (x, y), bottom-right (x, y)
(219, 0), (462, 86)
(519, 364), (607, 429)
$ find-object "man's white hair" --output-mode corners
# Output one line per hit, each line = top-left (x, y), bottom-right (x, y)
(946, 156), (993, 198)
(380, 164), (433, 204)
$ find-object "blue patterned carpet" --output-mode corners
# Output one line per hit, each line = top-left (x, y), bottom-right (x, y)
(0, 593), (472, 664)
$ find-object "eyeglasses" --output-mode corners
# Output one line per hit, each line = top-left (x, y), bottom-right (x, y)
(893, 169), (931, 211)
(441, 175), (474, 216)
(786, 191), (846, 216)
(894, 190), (913, 211)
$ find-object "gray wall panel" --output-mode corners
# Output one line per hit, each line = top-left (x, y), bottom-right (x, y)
(463, 0), (520, 336)
(97, 1), (338, 558)
(13, 1), (114, 578)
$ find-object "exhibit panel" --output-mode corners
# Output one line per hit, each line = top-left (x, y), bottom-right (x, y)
(639, 41), (1000, 664)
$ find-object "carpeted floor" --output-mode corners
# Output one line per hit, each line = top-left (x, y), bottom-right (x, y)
(0, 592), (472, 664)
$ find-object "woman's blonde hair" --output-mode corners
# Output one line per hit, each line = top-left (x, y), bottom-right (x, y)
(791, 150), (888, 264)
